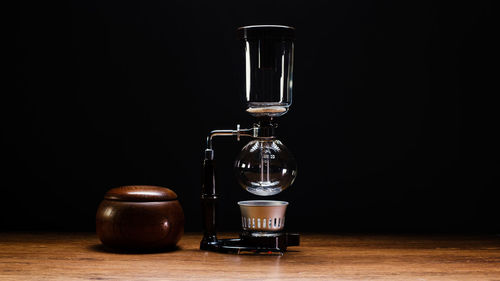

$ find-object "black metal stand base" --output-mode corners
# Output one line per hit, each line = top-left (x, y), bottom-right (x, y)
(200, 232), (300, 254)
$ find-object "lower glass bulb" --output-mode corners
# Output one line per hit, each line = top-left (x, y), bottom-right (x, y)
(234, 139), (297, 196)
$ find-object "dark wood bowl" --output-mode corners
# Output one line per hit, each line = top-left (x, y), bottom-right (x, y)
(96, 185), (184, 251)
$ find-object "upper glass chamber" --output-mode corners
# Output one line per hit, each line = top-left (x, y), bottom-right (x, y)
(237, 25), (295, 117)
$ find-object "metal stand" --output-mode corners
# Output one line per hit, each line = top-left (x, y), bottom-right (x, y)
(201, 232), (300, 254)
(200, 120), (300, 254)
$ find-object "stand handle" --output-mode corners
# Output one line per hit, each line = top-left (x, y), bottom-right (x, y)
(200, 125), (253, 250)
(201, 151), (217, 247)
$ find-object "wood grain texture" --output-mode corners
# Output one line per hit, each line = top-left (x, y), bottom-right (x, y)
(1, 233), (500, 280)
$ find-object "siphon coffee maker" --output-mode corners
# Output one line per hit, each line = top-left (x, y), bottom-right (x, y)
(200, 25), (299, 254)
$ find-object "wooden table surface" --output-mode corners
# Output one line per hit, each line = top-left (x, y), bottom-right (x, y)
(1, 233), (499, 280)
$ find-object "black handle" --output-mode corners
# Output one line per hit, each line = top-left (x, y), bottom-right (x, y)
(201, 158), (217, 247)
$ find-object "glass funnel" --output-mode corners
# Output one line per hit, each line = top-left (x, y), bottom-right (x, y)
(234, 139), (297, 196)
(237, 25), (295, 117)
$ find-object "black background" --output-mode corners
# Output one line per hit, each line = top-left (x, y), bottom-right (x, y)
(6, 0), (498, 233)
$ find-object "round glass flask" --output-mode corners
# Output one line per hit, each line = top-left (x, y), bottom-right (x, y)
(235, 139), (297, 196)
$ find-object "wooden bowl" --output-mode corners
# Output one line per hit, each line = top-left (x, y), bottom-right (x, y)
(96, 185), (184, 250)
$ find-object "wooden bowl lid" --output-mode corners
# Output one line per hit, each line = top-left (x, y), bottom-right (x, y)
(104, 185), (178, 202)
